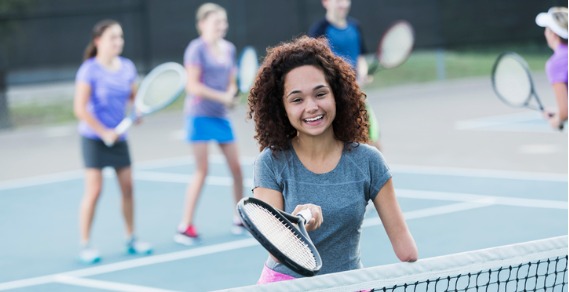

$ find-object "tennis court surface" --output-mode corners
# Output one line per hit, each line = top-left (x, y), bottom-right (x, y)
(0, 76), (566, 291)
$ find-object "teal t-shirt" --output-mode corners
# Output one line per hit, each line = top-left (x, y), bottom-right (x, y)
(253, 143), (391, 277)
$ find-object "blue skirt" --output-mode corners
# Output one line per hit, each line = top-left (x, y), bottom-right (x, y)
(186, 116), (235, 143)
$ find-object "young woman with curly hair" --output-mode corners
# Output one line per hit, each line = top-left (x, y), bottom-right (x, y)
(247, 36), (417, 283)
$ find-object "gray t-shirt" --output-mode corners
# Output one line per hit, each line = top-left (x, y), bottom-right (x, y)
(254, 143), (392, 277)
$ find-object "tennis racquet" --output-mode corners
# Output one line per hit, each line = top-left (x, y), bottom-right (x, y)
(104, 62), (187, 146)
(236, 46), (259, 94)
(491, 52), (563, 130)
(367, 20), (415, 75)
(237, 197), (322, 277)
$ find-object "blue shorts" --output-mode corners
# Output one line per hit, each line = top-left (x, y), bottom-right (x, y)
(186, 116), (235, 143)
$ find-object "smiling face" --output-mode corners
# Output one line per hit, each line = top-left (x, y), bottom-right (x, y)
(283, 65), (336, 139)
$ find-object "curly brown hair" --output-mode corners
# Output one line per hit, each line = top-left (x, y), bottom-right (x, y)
(247, 36), (369, 152)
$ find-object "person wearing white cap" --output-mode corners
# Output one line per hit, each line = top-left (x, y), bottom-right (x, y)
(535, 7), (568, 130)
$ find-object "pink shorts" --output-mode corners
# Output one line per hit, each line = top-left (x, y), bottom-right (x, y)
(257, 264), (295, 284)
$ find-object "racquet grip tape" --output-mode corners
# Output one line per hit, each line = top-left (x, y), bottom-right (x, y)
(297, 209), (312, 223)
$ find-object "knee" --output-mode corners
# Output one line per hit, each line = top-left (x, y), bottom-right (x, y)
(83, 188), (102, 204)
(194, 165), (209, 177)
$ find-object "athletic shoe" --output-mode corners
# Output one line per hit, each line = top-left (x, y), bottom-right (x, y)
(174, 225), (199, 246)
(79, 247), (101, 264)
(126, 238), (153, 255)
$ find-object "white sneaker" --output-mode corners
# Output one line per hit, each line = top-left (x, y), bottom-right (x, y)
(79, 247), (101, 264)
(126, 239), (153, 255)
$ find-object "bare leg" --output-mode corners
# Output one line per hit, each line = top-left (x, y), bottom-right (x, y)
(219, 142), (244, 216)
(181, 143), (209, 226)
(79, 168), (103, 245)
(115, 166), (134, 237)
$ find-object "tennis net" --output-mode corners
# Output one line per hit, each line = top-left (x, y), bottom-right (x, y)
(221, 235), (567, 292)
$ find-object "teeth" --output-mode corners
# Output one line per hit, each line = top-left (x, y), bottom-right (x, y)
(305, 115), (323, 122)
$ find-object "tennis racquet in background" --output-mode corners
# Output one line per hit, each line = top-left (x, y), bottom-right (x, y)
(237, 197), (322, 277)
(104, 62), (187, 147)
(236, 46), (259, 95)
(491, 52), (563, 130)
(367, 20), (415, 75)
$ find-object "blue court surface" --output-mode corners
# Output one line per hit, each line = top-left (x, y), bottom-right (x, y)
(0, 155), (566, 291)
(455, 111), (558, 133)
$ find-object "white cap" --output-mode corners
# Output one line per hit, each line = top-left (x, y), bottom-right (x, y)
(535, 8), (568, 39)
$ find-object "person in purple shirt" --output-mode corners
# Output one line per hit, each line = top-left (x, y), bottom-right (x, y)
(535, 7), (568, 130)
(174, 3), (246, 246)
(74, 19), (152, 264)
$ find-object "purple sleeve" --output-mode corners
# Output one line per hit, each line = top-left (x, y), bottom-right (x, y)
(230, 43), (237, 74)
(75, 60), (93, 85)
(546, 57), (568, 84)
(124, 58), (138, 85)
(184, 40), (202, 67)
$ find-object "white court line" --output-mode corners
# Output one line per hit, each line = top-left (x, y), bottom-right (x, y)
(390, 164), (567, 182)
(0, 201), (493, 291)
(132, 172), (566, 209)
(53, 275), (178, 292)
(133, 171), (255, 189)
(0, 154), (565, 191)
(363, 200), (493, 227)
(397, 189), (567, 209)
(455, 112), (542, 129)
(454, 111), (555, 133)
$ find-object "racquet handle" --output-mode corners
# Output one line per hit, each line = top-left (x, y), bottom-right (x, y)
(103, 138), (114, 147)
(545, 112), (564, 131)
(115, 117), (134, 136)
(297, 209), (313, 224)
(104, 117), (134, 147)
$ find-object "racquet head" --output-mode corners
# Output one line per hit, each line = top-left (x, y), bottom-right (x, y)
(135, 62), (187, 114)
(237, 197), (322, 277)
(369, 20), (415, 75)
(491, 52), (537, 109)
(237, 46), (259, 94)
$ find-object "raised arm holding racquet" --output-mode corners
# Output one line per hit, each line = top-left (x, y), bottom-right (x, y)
(367, 20), (415, 75)
(237, 197), (322, 277)
(491, 52), (563, 130)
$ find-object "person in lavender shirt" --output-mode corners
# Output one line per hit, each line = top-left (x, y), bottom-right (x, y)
(74, 19), (152, 264)
(535, 7), (568, 130)
(174, 3), (246, 246)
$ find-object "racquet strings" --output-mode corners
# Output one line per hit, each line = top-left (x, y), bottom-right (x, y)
(140, 69), (184, 110)
(243, 203), (317, 271)
(379, 22), (414, 68)
(493, 55), (532, 107)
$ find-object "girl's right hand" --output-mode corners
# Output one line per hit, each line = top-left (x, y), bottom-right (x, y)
(221, 91), (235, 107)
(101, 129), (119, 146)
(292, 204), (323, 232)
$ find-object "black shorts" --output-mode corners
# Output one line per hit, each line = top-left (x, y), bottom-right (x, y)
(81, 136), (131, 169)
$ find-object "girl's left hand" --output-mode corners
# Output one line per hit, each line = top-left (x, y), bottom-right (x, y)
(292, 204), (323, 231)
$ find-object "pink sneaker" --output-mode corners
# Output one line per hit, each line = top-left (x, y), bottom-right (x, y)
(174, 225), (199, 246)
